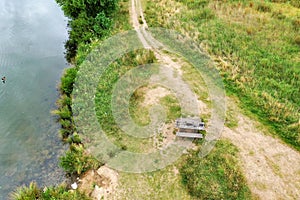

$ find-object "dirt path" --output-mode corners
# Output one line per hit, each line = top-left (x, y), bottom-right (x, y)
(222, 100), (300, 199)
(130, 0), (300, 199)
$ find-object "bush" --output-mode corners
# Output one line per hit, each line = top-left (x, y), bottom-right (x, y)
(55, 105), (72, 120)
(59, 128), (73, 139)
(61, 67), (78, 96)
(94, 11), (112, 37)
(10, 182), (39, 200)
(60, 144), (100, 175)
(66, 132), (82, 144)
(56, 0), (119, 62)
(56, 95), (72, 107)
(10, 182), (90, 200)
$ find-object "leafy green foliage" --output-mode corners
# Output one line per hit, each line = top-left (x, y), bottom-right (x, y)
(56, 0), (119, 61)
(56, 0), (118, 19)
(54, 105), (72, 120)
(10, 182), (90, 200)
(60, 144), (100, 175)
(61, 67), (78, 96)
(94, 11), (112, 37)
(180, 140), (252, 199)
(10, 182), (39, 200)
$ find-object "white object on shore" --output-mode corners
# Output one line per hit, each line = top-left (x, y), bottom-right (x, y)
(71, 182), (78, 190)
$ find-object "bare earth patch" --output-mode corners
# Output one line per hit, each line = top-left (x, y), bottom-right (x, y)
(78, 165), (119, 200)
(222, 100), (300, 199)
(142, 86), (171, 106)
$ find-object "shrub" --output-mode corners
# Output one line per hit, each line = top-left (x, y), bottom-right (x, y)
(56, 0), (119, 61)
(94, 11), (112, 37)
(10, 182), (90, 200)
(10, 182), (39, 200)
(55, 105), (72, 120)
(61, 67), (78, 96)
(60, 144), (100, 175)
(56, 95), (72, 108)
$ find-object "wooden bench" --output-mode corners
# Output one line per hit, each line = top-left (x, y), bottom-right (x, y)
(176, 132), (203, 138)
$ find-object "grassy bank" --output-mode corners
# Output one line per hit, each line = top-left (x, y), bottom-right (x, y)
(144, 0), (300, 150)
(54, 0), (132, 175)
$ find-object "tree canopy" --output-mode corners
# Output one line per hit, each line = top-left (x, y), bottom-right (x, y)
(56, 0), (118, 61)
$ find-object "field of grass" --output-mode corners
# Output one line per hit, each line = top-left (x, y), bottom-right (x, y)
(144, 0), (300, 150)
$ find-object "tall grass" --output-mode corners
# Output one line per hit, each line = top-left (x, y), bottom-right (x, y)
(144, 0), (300, 150)
(10, 182), (90, 200)
(95, 49), (157, 152)
(180, 140), (252, 200)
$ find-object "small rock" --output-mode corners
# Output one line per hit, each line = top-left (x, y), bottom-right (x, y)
(71, 182), (78, 190)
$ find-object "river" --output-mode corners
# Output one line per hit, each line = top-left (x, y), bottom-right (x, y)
(0, 0), (68, 198)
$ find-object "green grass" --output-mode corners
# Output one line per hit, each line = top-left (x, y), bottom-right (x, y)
(112, 140), (251, 200)
(112, 0), (132, 33)
(95, 49), (157, 152)
(180, 140), (252, 200)
(160, 94), (181, 122)
(92, 50), (190, 199)
(114, 161), (193, 199)
(144, 0), (300, 150)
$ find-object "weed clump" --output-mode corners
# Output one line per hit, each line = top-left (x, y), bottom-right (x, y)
(10, 182), (90, 200)
(256, 3), (272, 12)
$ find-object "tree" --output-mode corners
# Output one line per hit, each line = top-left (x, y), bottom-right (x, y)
(56, 0), (119, 61)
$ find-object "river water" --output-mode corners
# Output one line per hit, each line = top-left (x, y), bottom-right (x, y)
(0, 0), (68, 198)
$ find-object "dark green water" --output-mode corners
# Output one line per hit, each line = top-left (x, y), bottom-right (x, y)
(0, 0), (68, 198)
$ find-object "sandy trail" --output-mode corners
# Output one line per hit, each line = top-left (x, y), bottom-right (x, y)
(222, 102), (300, 199)
(130, 0), (300, 199)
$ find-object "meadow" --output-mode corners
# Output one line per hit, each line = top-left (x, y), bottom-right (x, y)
(144, 0), (300, 150)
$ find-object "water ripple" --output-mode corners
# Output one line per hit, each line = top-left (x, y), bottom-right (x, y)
(0, 0), (68, 198)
